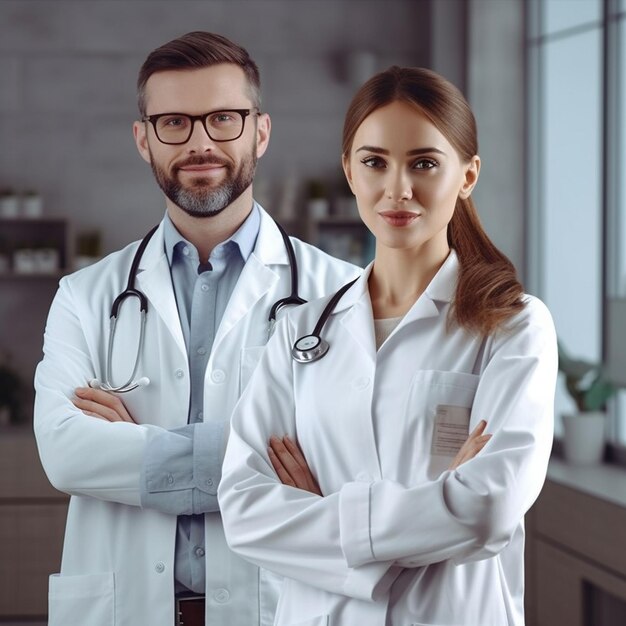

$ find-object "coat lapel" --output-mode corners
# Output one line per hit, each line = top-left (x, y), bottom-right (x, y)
(334, 264), (377, 362)
(334, 252), (459, 355)
(212, 208), (288, 351)
(135, 222), (187, 357)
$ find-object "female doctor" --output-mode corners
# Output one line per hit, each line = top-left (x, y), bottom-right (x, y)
(218, 66), (558, 626)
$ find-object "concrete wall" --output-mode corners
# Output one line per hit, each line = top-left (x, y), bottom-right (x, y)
(0, 0), (431, 397)
(467, 0), (526, 276)
(0, 0), (528, 406)
(0, 0), (430, 255)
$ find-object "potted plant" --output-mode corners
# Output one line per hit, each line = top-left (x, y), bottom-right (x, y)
(558, 341), (617, 465)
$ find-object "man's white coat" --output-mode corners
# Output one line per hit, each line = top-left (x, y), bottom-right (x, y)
(34, 207), (359, 626)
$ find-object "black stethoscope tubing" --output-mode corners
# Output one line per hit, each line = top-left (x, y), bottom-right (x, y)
(291, 277), (357, 364)
(92, 217), (354, 392)
(267, 221), (307, 338)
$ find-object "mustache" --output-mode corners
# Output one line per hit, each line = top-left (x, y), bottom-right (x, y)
(174, 155), (231, 170)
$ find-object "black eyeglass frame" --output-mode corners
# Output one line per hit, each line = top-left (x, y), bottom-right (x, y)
(142, 108), (260, 145)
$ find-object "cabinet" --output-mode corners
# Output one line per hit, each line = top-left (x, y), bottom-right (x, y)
(0, 217), (71, 278)
(0, 428), (68, 620)
(311, 217), (374, 267)
(525, 476), (626, 625)
(280, 211), (372, 268)
(0, 217), (71, 428)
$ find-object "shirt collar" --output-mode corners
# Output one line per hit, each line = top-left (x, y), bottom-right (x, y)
(332, 249), (459, 314)
(162, 203), (261, 268)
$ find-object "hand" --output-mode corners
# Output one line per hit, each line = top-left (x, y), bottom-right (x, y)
(268, 436), (322, 496)
(73, 387), (137, 423)
(448, 419), (491, 470)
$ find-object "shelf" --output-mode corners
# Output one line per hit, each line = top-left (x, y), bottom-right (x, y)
(0, 216), (67, 225)
(0, 271), (65, 280)
(0, 216), (70, 276)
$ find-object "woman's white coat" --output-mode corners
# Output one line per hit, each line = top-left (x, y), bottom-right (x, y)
(219, 251), (558, 626)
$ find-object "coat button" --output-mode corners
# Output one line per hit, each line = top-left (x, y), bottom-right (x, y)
(155, 561), (165, 573)
(213, 588), (230, 603)
(211, 369), (226, 384)
(175, 369), (185, 379)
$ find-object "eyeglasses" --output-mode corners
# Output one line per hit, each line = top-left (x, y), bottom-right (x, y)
(142, 108), (259, 145)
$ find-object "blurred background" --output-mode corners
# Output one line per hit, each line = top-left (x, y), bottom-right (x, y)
(0, 0), (625, 624)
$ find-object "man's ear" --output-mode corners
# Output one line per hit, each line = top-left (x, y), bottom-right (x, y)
(133, 120), (151, 164)
(255, 113), (271, 159)
(458, 155), (480, 199)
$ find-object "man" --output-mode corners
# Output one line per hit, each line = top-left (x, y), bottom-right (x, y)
(34, 31), (358, 626)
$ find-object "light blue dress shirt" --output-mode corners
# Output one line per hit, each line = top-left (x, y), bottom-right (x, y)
(140, 205), (260, 594)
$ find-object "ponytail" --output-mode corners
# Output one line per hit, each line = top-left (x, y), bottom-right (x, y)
(448, 197), (524, 335)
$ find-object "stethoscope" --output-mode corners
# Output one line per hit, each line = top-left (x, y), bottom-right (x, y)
(89, 219), (345, 393)
(291, 278), (357, 364)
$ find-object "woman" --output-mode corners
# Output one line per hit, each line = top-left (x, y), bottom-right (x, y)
(218, 67), (557, 626)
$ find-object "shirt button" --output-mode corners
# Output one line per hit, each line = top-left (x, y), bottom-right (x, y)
(182, 246), (190, 256)
(201, 283), (209, 292)
(194, 546), (205, 558)
(353, 376), (370, 390)
(198, 411), (204, 421)
(197, 347), (207, 355)
(206, 478), (214, 487)
(213, 588), (230, 604)
(175, 369), (184, 379)
(167, 474), (174, 485)
(211, 369), (226, 384)
(155, 561), (165, 573)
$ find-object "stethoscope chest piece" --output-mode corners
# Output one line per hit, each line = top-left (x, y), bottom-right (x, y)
(291, 334), (330, 363)
(290, 276), (357, 365)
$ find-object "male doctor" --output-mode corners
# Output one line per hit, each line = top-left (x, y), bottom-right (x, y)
(34, 31), (358, 626)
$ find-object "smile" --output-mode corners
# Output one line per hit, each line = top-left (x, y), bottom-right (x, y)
(378, 211), (421, 227)
(179, 164), (225, 173)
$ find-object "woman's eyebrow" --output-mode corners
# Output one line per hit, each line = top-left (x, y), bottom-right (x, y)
(355, 145), (446, 156)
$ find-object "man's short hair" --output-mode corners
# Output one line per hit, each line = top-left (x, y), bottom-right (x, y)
(137, 31), (261, 115)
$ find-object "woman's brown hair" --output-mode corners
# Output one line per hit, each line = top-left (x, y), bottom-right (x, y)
(342, 66), (524, 335)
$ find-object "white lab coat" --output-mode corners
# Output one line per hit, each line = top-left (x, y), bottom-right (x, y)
(33, 206), (360, 626)
(219, 252), (557, 626)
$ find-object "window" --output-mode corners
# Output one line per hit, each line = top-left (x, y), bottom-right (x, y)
(527, 0), (626, 444)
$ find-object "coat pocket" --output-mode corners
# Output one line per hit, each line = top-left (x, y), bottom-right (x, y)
(406, 370), (480, 481)
(48, 571), (114, 626)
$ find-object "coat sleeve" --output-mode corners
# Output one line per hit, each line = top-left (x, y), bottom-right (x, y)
(218, 313), (401, 602)
(339, 297), (558, 568)
(34, 277), (165, 507)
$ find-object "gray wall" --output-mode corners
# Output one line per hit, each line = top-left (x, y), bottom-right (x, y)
(0, 0), (527, 407)
(467, 0), (526, 276)
(0, 0), (430, 255)
(0, 0), (431, 399)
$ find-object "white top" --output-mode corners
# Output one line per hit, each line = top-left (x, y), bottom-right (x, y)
(219, 250), (559, 626)
(373, 316), (402, 350)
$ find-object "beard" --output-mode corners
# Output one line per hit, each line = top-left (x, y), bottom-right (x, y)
(150, 147), (257, 218)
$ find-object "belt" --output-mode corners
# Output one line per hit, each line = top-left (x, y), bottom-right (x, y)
(176, 595), (205, 626)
